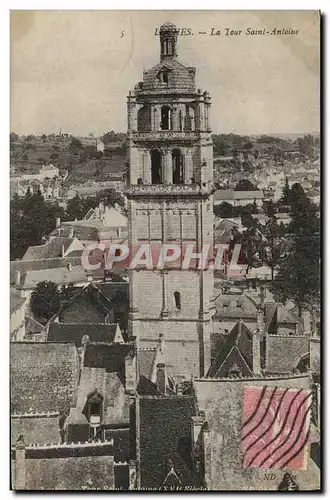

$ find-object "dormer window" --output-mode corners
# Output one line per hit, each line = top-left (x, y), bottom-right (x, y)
(157, 70), (170, 84)
(228, 364), (242, 378)
(83, 389), (104, 440)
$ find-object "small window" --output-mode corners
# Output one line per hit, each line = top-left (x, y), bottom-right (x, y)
(157, 71), (169, 84)
(174, 291), (181, 310)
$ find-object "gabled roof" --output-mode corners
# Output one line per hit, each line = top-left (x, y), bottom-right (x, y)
(25, 316), (46, 335)
(21, 265), (90, 289)
(48, 323), (123, 346)
(267, 335), (310, 374)
(83, 342), (135, 372)
(213, 293), (258, 319)
(11, 342), (79, 413)
(22, 237), (81, 261)
(10, 255), (83, 285)
(137, 348), (156, 379)
(214, 190), (263, 201)
(208, 320), (256, 377)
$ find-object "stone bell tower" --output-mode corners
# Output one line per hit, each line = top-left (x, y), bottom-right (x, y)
(125, 21), (214, 380)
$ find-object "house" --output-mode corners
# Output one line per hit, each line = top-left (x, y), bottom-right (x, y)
(18, 265), (94, 301)
(96, 138), (105, 152)
(214, 190), (264, 207)
(10, 342), (120, 490)
(49, 282), (129, 332)
(49, 204), (128, 243)
(25, 316), (47, 342)
(10, 255), (84, 287)
(22, 237), (84, 261)
(212, 291), (259, 339)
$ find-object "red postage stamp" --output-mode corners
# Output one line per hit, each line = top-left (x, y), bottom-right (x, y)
(241, 386), (312, 470)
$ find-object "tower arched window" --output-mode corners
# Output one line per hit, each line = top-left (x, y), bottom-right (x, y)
(151, 149), (163, 184)
(174, 291), (181, 310)
(172, 149), (184, 185)
(161, 106), (172, 130)
(179, 110), (183, 131)
(137, 106), (151, 132)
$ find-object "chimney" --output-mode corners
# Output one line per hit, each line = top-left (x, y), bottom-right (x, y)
(67, 262), (72, 272)
(15, 270), (21, 286)
(15, 436), (26, 490)
(77, 334), (90, 369)
(68, 226), (74, 238)
(61, 244), (65, 258)
(56, 217), (61, 228)
(125, 350), (137, 396)
(252, 329), (261, 376)
(151, 333), (165, 383)
(156, 362), (166, 395)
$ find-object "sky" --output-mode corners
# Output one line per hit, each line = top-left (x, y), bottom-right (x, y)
(10, 10), (320, 136)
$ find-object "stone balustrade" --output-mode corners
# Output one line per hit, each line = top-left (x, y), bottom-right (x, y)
(125, 181), (216, 198)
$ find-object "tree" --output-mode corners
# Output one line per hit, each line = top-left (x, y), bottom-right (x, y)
(271, 184), (320, 314)
(213, 202), (234, 218)
(281, 177), (290, 205)
(30, 281), (61, 321)
(258, 201), (286, 281)
(10, 190), (66, 260)
(69, 137), (84, 150)
(234, 179), (258, 191)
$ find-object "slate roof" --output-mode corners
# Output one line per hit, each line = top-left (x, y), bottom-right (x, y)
(214, 190), (263, 202)
(267, 335), (310, 374)
(140, 59), (196, 93)
(10, 256), (83, 285)
(25, 316), (46, 335)
(22, 266), (90, 289)
(139, 395), (200, 489)
(48, 323), (120, 346)
(213, 293), (258, 319)
(208, 320), (257, 377)
(11, 342), (79, 413)
(265, 304), (302, 334)
(22, 237), (80, 261)
(137, 348), (156, 379)
(83, 342), (135, 373)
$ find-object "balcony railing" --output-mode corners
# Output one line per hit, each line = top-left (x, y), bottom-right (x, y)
(129, 130), (211, 141)
(125, 181), (216, 197)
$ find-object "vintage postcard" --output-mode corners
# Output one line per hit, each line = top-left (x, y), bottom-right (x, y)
(10, 10), (320, 491)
